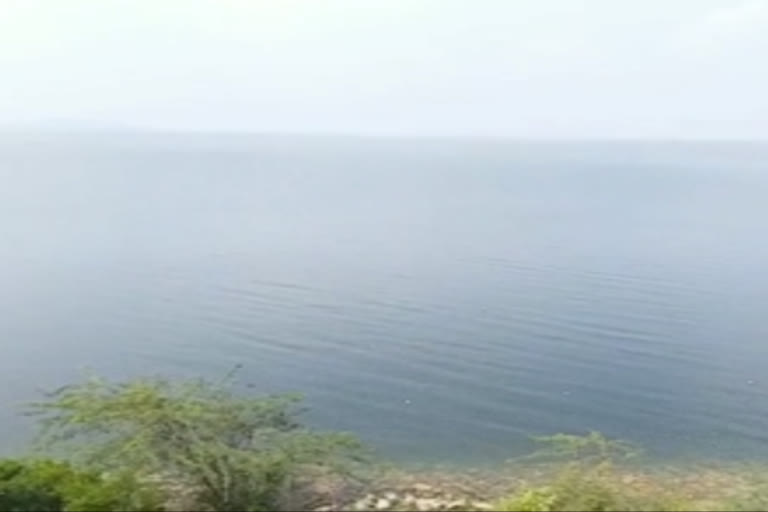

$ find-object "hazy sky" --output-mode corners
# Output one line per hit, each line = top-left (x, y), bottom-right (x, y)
(1, 0), (766, 138)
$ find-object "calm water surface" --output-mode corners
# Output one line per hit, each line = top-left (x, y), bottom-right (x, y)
(1, 135), (767, 464)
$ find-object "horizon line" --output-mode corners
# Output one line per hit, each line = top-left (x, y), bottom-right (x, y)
(1, 126), (766, 143)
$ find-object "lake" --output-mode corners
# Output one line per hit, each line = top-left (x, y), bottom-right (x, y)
(1, 134), (767, 465)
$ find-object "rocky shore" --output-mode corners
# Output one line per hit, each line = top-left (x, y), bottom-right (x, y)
(307, 463), (762, 511)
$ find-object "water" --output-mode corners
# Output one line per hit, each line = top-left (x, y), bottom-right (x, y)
(1, 134), (768, 465)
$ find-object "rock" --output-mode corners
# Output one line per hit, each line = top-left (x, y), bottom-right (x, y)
(415, 498), (440, 511)
(473, 502), (493, 511)
(445, 498), (469, 510)
(352, 495), (376, 511)
(384, 491), (398, 502)
(314, 507), (333, 512)
(403, 493), (418, 506)
(413, 482), (433, 492)
(375, 498), (392, 510)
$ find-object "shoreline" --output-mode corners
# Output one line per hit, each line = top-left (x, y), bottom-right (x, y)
(316, 460), (765, 511)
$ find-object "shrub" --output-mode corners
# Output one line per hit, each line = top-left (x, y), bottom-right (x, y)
(495, 465), (691, 512)
(59, 470), (164, 511)
(0, 458), (161, 512)
(496, 487), (559, 511)
(0, 459), (63, 511)
(725, 484), (768, 512)
(496, 433), (690, 512)
(526, 431), (641, 465)
(28, 374), (368, 511)
(495, 465), (624, 512)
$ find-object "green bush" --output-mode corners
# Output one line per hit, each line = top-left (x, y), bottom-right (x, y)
(28, 374), (369, 511)
(525, 431), (641, 465)
(0, 458), (161, 512)
(59, 470), (164, 512)
(496, 433), (690, 512)
(495, 466), (690, 512)
(496, 487), (559, 511)
(0, 459), (63, 511)
(495, 466), (623, 512)
(724, 484), (768, 512)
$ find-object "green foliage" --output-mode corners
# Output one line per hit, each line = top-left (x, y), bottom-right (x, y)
(0, 458), (161, 512)
(495, 465), (622, 512)
(59, 470), (164, 512)
(28, 374), (368, 511)
(495, 466), (690, 512)
(0, 459), (63, 511)
(526, 431), (641, 465)
(496, 433), (688, 512)
(724, 484), (768, 511)
(496, 487), (559, 511)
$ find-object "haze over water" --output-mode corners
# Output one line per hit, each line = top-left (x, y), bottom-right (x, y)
(1, 134), (767, 465)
